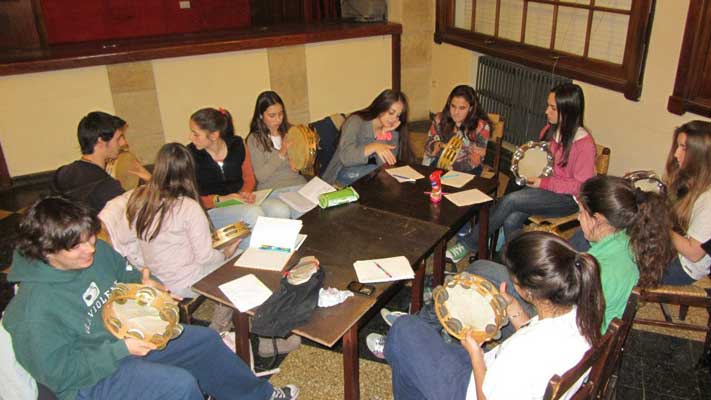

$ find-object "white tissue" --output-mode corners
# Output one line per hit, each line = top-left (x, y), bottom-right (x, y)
(318, 287), (354, 307)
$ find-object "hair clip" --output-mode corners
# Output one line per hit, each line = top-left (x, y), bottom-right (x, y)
(218, 107), (227, 116)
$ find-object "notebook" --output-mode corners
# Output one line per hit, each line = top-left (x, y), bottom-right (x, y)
(279, 176), (336, 214)
(353, 256), (414, 283)
(219, 274), (273, 312)
(215, 188), (273, 208)
(234, 217), (304, 271)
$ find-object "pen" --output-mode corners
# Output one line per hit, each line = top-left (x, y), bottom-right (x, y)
(441, 174), (461, 179)
(424, 191), (451, 195)
(392, 174), (416, 182)
(259, 245), (291, 253)
(374, 261), (393, 278)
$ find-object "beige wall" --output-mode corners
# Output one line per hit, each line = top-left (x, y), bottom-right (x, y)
(0, 66), (115, 176)
(429, 0), (710, 176)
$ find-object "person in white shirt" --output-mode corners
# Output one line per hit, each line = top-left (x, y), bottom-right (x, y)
(661, 120), (711, 285)
(384, 231), (605, 400)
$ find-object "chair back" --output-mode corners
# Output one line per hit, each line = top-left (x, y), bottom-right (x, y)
(311, 113), (345, 177)
(543, 319), (622, 400)
(599, 290), (639, 397)
(595, 144), (611, 176)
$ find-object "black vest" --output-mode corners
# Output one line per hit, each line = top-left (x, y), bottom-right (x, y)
(189, 136), (246, 196)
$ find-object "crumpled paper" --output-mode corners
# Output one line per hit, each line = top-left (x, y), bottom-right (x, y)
(318, 287), (354, 307)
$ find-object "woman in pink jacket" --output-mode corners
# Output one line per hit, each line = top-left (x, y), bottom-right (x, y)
(447, 83), (597, 262)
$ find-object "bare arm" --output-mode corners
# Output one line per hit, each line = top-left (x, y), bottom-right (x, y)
(671, 230), (707, 262)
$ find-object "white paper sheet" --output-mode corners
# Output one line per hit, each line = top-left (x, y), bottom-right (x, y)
(249, 216), (303, 250)
(234, 248), (293, 271)
(441, 170), (475, 188)
(353, 256), (414, 283)
(444, 189), (493, 207)
(219, 274), (273, 312)
(385, 166), (425, 183)
(253, 188), (273, 206)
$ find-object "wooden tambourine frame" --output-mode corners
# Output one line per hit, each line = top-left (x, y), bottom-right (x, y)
(433, 272), (508, 343)
(436, 134), (464, 170)
(212, 221), (250, 250)
(510, 141), (554, 186)
(286, 124), (319, 173)
(102, 283), (183, 349)
(623, 170), (667, 195)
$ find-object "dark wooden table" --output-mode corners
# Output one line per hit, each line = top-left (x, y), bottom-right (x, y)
(352, 163), (497, 286)
(193, 204), (447, 400)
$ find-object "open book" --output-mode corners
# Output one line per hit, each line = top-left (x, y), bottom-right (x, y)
(279, 176), (336, 214)
(234, 217), (305, 271)
(353, 256), (414, 283)
(215, 188), (273, 208)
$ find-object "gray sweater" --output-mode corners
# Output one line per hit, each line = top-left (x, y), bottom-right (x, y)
(321, 115), (399, 184)
(246, 133), (307, 190)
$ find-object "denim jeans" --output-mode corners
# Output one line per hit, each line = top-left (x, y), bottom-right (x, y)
(76, 326), (273, 400)
(336, 164), (378, 186)
(457, 187), (578, 251)
(661, 256), (696, 285)
(385, 316), (471, 400)
(265, 184), (306, 219)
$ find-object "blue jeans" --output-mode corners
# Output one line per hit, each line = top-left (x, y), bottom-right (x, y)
(661, 256), (696, 285)
(385, 316), (471, 400)
(265, 184), (306, 219)
(457, 187), (578, 251)
(76, 326), (272, 400)
(336, 164), (378, 186)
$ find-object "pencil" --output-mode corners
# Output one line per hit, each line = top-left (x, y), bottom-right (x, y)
(391, 174), (416, 182)
(374, 261), (393, 278)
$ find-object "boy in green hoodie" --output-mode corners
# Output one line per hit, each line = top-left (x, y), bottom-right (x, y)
(2, 196), (299, 400)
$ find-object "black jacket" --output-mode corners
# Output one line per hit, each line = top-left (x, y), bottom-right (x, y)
(51, 160), (124, 214)
(189, 136), (246, 196)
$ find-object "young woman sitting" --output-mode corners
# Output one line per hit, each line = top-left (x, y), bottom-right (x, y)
(321, 89), (409, 186)
(188, 107), (290, 230)
(447, 82), (596, 263)
(422, 85), (492, 175)
(385, 231), (604, 399)
(246, 91), (306, 218)
(661, 120), (711, 285)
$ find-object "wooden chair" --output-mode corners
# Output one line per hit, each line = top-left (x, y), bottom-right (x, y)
(544, 291), (639, 400)
(481, 113), (505, 197)
(635, 279), (711, 368)
(526, 144), (611, 238)
(600, 290), (640, 399)
(178, 295), (208, 325)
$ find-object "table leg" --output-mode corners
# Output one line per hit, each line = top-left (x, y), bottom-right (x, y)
(477, 204), (490, 260)
(343, 325), (360, 400)
(433, 239), (445, 287)
(233, 310), (251, 363)
(410, 261), (425, 313)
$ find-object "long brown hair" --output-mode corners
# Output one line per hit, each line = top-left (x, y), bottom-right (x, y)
(247, 91), (290, 152)
(127, 143), (202, 241)
(665, 120), (711, 232)
(437, 85), (492, 143)
(503, 231), (605, 346)
(351, 89), (412, 162)
(578, 176), (674, 288)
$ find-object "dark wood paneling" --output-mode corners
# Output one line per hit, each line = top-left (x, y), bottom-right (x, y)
(0, 0), (43, 49)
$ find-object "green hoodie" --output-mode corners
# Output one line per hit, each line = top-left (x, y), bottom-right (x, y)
(3, 240), (142, 400)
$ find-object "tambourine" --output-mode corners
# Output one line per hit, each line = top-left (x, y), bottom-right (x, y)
(106, 148), (141, 190)
(433, 272), (508, 343)
(510, 141), (554, 186)
(436, 134), (464, 170)
(212, 221), (250, 249)
(623, 170), (666, 195)
(286, 124), (319, 173)
(102, 283), (183, 349)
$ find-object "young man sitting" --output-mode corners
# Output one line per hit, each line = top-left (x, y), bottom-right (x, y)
(2, 196), (299, 400)
(51, 111), (147, 214)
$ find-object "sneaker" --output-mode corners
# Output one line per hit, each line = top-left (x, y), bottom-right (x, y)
(380, 308), (407, 327)
(257, 335), (301, 358)
(366, 333), (386, 359)
(270, 384), (299, 400)
(446, 242), (470, 263)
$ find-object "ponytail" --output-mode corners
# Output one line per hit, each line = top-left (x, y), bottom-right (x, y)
(573, 253), (605, 345)
(191, 107), (235, 139)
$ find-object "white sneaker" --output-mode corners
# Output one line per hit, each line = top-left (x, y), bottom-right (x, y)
(446, 242), (470, 263)
(366, 333), (386, 359)
(270, 384), (299, 400)
(380, 308), (407, 327)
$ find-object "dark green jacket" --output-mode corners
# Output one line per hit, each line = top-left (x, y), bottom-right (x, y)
(3, 241), (142, 400)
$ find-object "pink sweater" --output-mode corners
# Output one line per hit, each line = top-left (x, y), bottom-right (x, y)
(538, 125), (597, 196)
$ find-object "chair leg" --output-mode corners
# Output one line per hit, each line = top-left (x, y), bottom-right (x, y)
(679, 305), (690, 321)
(696, 291), (711, 370)
(660, 303), (674, 323)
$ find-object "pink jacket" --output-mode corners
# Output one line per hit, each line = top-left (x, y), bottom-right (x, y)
(538, 125), (597, 196)
(100, 192), (224, 294)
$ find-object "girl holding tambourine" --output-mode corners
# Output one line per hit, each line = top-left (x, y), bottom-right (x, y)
(660, 120), (711, 285)
(447, 83), (597, 263)
(422, 85), (492, 174)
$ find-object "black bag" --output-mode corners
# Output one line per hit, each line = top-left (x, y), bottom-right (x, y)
(251, 266), (324, 338)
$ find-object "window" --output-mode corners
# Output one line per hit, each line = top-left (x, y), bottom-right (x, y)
(435, 0), (655, 100)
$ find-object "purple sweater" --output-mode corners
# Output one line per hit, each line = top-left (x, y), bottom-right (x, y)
(538, 125), (597, 196)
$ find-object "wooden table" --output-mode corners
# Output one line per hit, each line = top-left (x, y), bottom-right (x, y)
(193, 204), (447, 400)
(352, 164), (497, 286)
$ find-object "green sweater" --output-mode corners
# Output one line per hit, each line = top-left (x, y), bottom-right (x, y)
(3, 241), (142, 400)
(588, 231), (639, 331)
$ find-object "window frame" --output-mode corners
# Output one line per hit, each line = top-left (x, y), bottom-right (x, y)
(434, 0), (655, 100)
